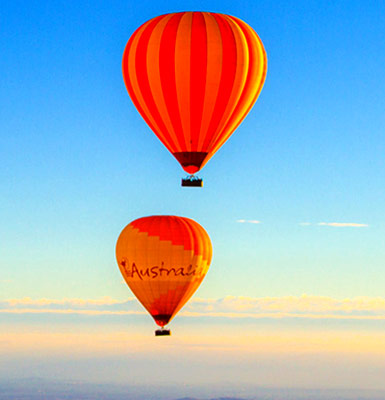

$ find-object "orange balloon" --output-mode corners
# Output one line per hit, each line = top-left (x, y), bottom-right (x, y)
(116, 216), (212, 327)
(122, 12), (267, 174)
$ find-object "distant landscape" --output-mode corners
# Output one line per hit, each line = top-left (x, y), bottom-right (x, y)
(1, 378), (385, 400)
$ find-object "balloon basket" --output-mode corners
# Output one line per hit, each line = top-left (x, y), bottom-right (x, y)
(155, 328), (171, 336)
(181, 175), (203, 187)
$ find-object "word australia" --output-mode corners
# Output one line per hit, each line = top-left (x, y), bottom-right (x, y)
(120, 260), (202, 280)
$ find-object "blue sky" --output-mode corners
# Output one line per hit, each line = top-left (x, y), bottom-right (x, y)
(1, 0), (385, 391)
(1, 0), (385, 300)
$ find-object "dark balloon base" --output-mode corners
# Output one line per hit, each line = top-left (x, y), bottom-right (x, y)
(155, 328), (171, 336)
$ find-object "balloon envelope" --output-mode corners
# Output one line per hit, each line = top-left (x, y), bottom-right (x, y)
(116, 216), (212, 327)
(122, 11), (267, 174)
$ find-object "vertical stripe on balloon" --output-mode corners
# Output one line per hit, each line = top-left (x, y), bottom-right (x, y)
(201, 14), (238, 152)
(175, 13), (192, 151)
(198, 13), (223, 150)
(123, 18), (175, 152)
(189, 12), (208, 152)
(207, 16), (249, 153)
(146, 14), (181, 151)
(159, 13), (186, 151)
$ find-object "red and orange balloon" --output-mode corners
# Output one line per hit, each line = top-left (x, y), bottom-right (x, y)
(122, 12), (267, 174)
(116, 216), (212, 327)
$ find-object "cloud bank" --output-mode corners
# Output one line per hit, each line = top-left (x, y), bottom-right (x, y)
(318, 222), (368, 227)
(299, 222), (369, 227)
(237, 219), (261, 224)
(1, 295), (385, 320)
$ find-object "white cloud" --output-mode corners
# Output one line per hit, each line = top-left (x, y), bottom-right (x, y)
(1, 295), (385, 320)
(299, 222), (311, 226)
(237, 219), (261, 224)
(318, 222), (368, 227)
(0, 297), (143, 315)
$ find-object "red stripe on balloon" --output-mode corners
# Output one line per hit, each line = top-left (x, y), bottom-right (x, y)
(122, 18), (165, 145)
(159, 13), (186, 151)
(189, 12), (207, 152)
(133, 16), (177, 151)
(202, 14), (237, 150)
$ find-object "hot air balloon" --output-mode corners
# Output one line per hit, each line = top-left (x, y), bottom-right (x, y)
(116, 215), (212, 335)
(122, 12), (267, 186)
